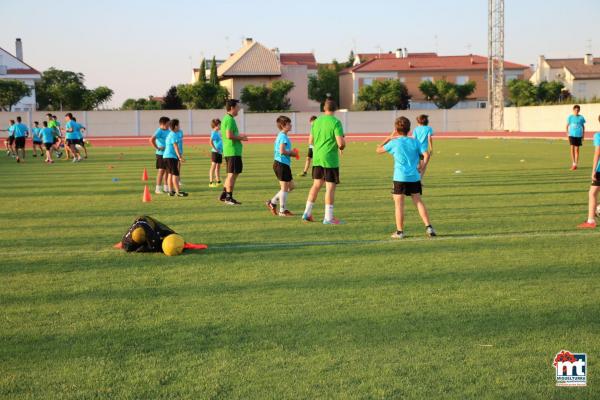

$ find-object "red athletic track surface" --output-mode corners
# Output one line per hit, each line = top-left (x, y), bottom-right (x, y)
(84, 132), (581, 147)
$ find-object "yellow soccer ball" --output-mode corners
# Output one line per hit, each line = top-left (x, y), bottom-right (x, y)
(131, 227), (146, 244)
(162, 234), (184, 256)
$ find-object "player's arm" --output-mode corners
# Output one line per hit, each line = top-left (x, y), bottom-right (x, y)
(149, 136), (162, 150)
(209, 137), (217, 152)
(336, 135), (346, 151)
(227, 129), (248, 141)
(428, 135), (433, 152)
(173, 142), (185, 162)
(420, 152), (431, 177)
(308, 133), (313, 146)
(279, 142), (297, 157)
(592, 146), (600, 181)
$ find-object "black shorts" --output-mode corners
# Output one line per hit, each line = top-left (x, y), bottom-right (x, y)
(593, 172), (600, 186)
(392, 181), (422, 196)
(569, 136), (583, 146)
(211, 152), (223, 164)
(44, 143), (54, 150)
(78, 139), (86, 146)
(273, 161), (293, 182)
(225, 156), (243, 174)
(312, 166), (340, 184)
(33, 140), (42, 145)
(66, 139), (78, 146)
(155, 155), (164, 170)
(7, 136), (14, 145)
(15, 137), (26, 149)
(164, 158), (180, 176)
(307, 147), (313, 158)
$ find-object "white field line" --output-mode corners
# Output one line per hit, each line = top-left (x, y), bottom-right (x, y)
(3, 230), (599, 258)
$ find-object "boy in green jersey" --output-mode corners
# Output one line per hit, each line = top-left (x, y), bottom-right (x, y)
(220, 99), (248, 205)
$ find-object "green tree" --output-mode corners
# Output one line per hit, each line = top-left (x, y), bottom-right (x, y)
(240, 79), (295, 112)
(346, 50), (355, 68)
(309, 62), (343, 109)
(36, 67), (113, 110)
(419, 79), (477, 109)
(357, 79), (411, 110)
(162, 86), (184, 109)
(0, 80), (32, 111)
(507, 79), (538, 106)
(199, 58), (207, 83)
(121, 98), (162, 110)
(536, 80), (564, 103)
(209, 56), (218, 85)
(177, 82), (228, 109)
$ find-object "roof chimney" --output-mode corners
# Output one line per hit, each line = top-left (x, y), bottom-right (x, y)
(15, 38), (23, 61)
(538, 55), (545, 68)
(272, 47), (280, 62)
(584, 53), (594, 66)
(395, 48), (403, 58)
(244, 38), (254, 47)
(404, 48), (408, 58)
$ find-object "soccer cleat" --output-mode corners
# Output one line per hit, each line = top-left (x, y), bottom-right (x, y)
(5, 150), (10, 156)
(176, 191), (189, 197)
(426, 226), (437, 237)
(570, 165), (577, 171)
(279, 210), (294, 217)
(216, 181), (222, 186)
(32, 154), (37, 157)
(265, 201), (277, 216)
(298, 172), (307, 177)
(323, 217), (344, 225)
(219, 192), (227, 202)
(391, 231), (405, 239)
(577, 221), (596, 229)
(302, 214), (314, 222)
(225, 198), (242, 206)
(155, 188), (163, 194)
(168, 191), (176, 197)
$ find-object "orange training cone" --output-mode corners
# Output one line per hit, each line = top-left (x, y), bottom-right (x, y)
(142, 167), (148, 181)
(142, 185), (152, 202)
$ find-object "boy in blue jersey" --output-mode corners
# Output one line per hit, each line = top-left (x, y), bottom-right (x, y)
(163, 119), (188, 197)
(300, 115), (317, 177)
(413, 114), (434, 170)
(149, 116), (170, 194)
(64, 113), (82, 162)
(31, 121), (43, 157)
(2, 119), (15, 157)
(13, 116), (29, 163)
(208, 118), (223, 188)
(41, 121), (58, 163)
(72, 117), (88, 159)
(578, 115), (600, 229)
(567, 104), (586, 170)
(376, 116), (436, 239)
(266, 116), (298, 217)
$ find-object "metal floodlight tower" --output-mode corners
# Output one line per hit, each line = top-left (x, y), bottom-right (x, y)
(488, 0), (504, 130)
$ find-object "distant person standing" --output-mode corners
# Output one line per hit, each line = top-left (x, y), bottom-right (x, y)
(301, 99), (346, 224)
(567, 104), (586, 170)
(220, 99), (248, 205)
(13, 116), (29, 163)
(64, 113), (82, 162)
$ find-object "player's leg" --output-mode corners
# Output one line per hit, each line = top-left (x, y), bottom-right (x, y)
(215, 162), (221, 185)
(393, 194), (405, 237)
(323, 181), (338, 223)
(574, 145), (580, 166)
(209, 162), (216, 187)
(588, 186), (599, 222)
(411, 193), (436, 236)
(570, 144), (576, 167)
(303, 178), (323, 221)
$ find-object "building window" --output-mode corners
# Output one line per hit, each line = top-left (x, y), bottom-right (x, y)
(421, 76), (433, 82)
(363, 78), (373, 86)
(398, 76), (406, 83)
(456, 75), (469, 84)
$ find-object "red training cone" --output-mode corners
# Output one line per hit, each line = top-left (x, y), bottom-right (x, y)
(142, 185), (152, 202)
(293, 148), (300, 160)
(142, 167), (148, 181)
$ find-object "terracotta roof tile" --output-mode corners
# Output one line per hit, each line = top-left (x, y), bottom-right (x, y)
(545, 58), (600, 79)
(217, 41), (281, 77)
(280, 53), (317, 69)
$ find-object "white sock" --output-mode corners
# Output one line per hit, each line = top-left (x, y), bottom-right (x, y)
(279, 191), (288, 212)
(325, 205), (334, 221)
(588, 218), (596, 224)
(155, 185), (161, 191)
(304, 201), (314, 216)
(163, 184), (169, 191)
(271, 191), (280, 204)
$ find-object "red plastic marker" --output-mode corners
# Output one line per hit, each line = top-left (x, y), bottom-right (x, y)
(293, 148), (300, 160)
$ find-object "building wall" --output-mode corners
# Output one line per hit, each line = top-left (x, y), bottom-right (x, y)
(281, 65), (320, 112)
(339, 73), (354, 109)
(220, 76), (280, 102)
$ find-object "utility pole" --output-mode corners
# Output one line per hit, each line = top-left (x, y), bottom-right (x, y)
(488, 0), (504, 130)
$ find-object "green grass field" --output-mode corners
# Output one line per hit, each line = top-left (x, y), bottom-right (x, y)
(1, 139), (598, 399)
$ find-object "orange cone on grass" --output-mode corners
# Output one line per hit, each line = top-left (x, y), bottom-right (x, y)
(142, 167), (148, 181)
(142, 185), (152, 202)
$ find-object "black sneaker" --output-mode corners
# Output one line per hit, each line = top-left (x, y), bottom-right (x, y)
(176, 191), (189, 197)
(426, 226), (437, 237)
(168, 191), (176, 197)
(219, 192), (227, 202)
(225, 197), (242, 205)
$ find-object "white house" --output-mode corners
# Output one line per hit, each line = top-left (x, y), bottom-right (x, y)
(0, 39), (42, 111)
(530, 54), (600, 100)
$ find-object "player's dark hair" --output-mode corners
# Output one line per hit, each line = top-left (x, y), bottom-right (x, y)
(159, 116), (170, 125)
(34, 121), (39, 125)
(225, 99), (240, 111)
(46, 113), (52, 117)
(52, 115), (57, 119)
(169, 119), (180, 131)
(573, 104), (580, 110)
(16, 116), (22, 122)
(43, 121), (48, 127)
(417, 114), (429, 126)
(211, 118), (221, 129)
(309, 115), (317, 122)
(276, 115), (292, 130)
(65, 113), (73, 119)
(9, 119), (14, 124)
(395, 116), (411, 135)
(323, 99), (337, 112)
(73, 117), (77, 122)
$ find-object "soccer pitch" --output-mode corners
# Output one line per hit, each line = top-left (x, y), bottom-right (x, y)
(1, 139), (598, 399)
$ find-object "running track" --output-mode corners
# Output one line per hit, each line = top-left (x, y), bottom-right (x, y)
(86, 132), (575, 147)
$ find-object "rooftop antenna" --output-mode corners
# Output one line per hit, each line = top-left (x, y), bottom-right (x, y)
(488, 0), (504, 131)
(586, 38), (592, 53)
(434, 34), (439, 54)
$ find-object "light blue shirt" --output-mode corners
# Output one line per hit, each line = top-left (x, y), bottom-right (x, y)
(274, 132), (292, 165)
(594, 133), (600, 173)
(41, 127), (55, 144)
(568, 114), (586, 138)
(65, 120), (77, 140)
(413, 125), (434, 152)
(13, 123), (28, 138)
(210, 130), (223, 153)
(73, 122), (83, 140)
(383, 136), (423, 182)
(153, 128), (169, 156)
(7, 125), (14, 136)
(32, 127), (42, 141)
(163, 130), (182, 159)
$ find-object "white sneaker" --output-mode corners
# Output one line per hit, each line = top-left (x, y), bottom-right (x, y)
(155, 188), (163, 194)
(391, 231), (405, 239)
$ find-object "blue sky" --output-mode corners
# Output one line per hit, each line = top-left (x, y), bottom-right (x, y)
(1, 0), (599, 107)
